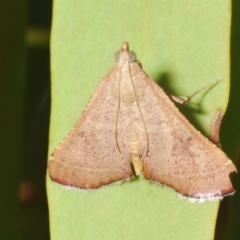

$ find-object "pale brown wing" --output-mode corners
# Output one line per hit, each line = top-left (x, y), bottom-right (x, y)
(48, 65), (134, 189)
(138, 73), (237, 199)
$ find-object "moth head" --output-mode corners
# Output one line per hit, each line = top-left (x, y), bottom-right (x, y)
(114, 50), (137, 63)
(114, 42), (137, 64)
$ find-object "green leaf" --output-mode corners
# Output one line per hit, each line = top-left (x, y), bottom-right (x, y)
(48, 1), (232, 239)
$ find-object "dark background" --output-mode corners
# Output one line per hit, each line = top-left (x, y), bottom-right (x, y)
(0, 0), (51, 239)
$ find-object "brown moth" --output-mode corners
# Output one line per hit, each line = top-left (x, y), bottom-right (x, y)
(48, 42), (237, 201)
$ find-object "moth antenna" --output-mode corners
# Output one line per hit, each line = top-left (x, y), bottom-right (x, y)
(128, 64), (150, 156)
(115, 67), (122, 153)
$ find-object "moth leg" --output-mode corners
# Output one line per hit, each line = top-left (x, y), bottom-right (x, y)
(128, 151), (144, 177)
(169, 78), (222, 105)
(210, 110), (224, 147)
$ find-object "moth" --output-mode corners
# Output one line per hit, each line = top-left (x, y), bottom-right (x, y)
(48, 42), (236, 201)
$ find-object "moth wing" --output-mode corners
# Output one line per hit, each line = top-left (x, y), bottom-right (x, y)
(48, 67), (133, 189)
(140, 77), (236, 199)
